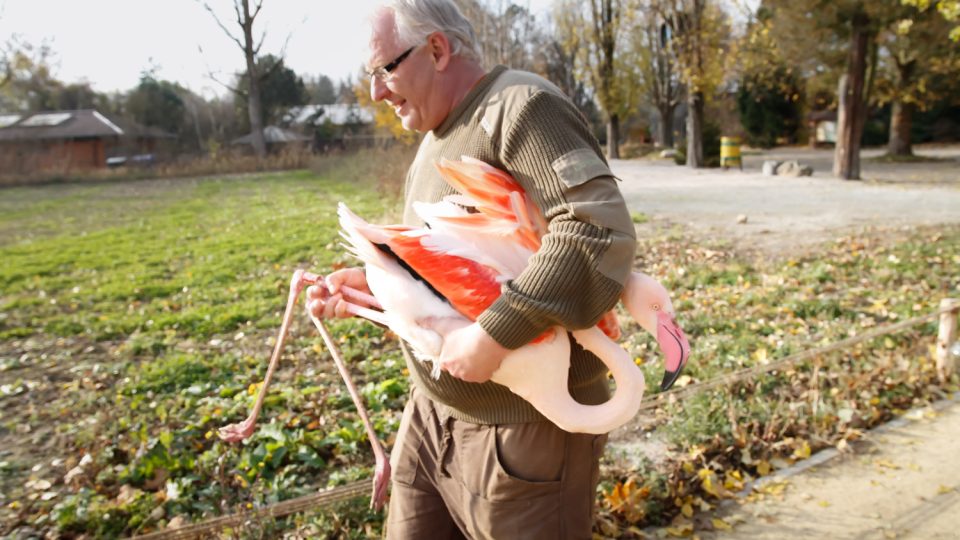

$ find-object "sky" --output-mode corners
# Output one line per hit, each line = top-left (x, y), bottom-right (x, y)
(0, 0), (556, 99)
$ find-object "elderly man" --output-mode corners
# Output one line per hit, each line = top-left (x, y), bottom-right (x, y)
(308, 0), (636, 537)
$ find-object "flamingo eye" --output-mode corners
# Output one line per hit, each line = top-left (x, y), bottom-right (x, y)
(652, 303), (661, 312)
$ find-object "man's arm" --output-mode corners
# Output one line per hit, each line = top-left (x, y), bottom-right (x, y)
(477, 90), (637, 350)
(433, 89), (636, 382)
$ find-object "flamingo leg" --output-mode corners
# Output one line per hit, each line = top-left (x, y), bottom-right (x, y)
(218, 269), (391, 510)
(309, 314), (391, 510)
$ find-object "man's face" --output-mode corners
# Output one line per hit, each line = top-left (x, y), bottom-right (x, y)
(366, 9), (442, 133)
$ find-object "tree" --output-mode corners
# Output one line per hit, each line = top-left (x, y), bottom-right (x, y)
(54, 83), (104, 110)
(903, 0), (960, 40)
(876, 5), (959, 155)
(457, 0), (541, 71)
(0, 41), (61, 112)
(235, 54), (307, 128)
(732, 8), (803, 148)
(307, 74), (337, 104)
(553, 0), (643, 159)
(338, 77), (358, 105)
(635, 2), (683, 148)
(202, 0), (273, 159)
(126, 76), (187, 136)
(736, 67), (803, 147)
(766, 0), (908, 179)
(655, 0), (730, 168)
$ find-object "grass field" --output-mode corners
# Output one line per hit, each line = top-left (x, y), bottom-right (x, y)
(1, 154), (958, 538)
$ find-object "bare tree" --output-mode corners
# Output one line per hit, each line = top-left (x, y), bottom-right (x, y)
(637, 4), (683, 148)
(655, 0), (729, 168)
(554, 0), (641, 159)
(201, 0), (269, 159)
(458, 0), (541, 70)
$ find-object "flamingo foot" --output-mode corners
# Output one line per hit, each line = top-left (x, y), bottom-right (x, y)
(371, 453), (391, 510)
(218, 415), (257, 442)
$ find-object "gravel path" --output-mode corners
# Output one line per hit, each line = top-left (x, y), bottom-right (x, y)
(610, 146), (960, 256)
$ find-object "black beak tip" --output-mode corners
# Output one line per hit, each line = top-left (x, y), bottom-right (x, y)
(660, 369), (683, 392)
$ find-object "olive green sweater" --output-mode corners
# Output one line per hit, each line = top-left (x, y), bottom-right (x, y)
(402, 65), (637, 425)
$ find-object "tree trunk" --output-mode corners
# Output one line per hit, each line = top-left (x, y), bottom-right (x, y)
(686, 91), (704, 168)
(241, 0), (266, 160)
(607, 113), (620, 159)
(887, 99), (914, 156)
(887, 59), (916, 157)
(833, 16), (869, 180)
(658, 104), (676, 148)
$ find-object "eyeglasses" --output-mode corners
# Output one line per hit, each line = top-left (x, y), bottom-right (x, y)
(367, 46), (416, 81)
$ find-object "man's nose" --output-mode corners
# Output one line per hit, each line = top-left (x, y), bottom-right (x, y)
(370, 76), (389, 102)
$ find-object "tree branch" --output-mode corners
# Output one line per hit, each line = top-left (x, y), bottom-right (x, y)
(200, 1), (245, 52)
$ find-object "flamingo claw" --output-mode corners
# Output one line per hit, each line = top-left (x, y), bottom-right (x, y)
(218, 417), (256, 442)
(371, 454), (391, 510)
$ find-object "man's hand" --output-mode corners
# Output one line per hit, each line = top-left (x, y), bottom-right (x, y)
(306, 267), (371, 319)
(421, 318), (509, 383)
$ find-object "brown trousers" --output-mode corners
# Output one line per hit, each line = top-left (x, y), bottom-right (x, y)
(385, 388), (606, 539)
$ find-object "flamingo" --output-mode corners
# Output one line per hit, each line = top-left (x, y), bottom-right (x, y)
(218, 157), (689, 508)
(335, 157), (689, 434)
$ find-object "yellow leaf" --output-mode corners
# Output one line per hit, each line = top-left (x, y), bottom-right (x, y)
(712, 518), (733, 531)
(682, 461), (695, 474)
(818, 500), (831, 508)
(666, 524), (694, 537)
(757, 461), (771, 476)
(681, 503), (694, 518)
(700, 470), (721, 497)
(793, 441), (811, 460)
(937, 485), (955, 495)
(875, 459), (900, 470)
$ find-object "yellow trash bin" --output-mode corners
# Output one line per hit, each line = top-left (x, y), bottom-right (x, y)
(720, 136), (742, 170)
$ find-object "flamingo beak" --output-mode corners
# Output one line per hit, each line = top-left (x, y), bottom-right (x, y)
(656, 311), (690, 391)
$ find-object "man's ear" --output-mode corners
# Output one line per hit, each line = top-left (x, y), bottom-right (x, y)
(426, 31), (452, 71)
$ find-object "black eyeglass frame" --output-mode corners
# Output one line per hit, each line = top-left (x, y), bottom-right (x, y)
(367, 46), (416, 80)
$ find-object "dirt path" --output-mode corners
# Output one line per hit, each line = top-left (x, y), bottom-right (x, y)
(608, 147), (960, 538)
(610, 146), (960, 257)
(702, 397), (960, 540)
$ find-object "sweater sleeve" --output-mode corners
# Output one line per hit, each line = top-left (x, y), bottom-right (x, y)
(476, 91), (637, 349)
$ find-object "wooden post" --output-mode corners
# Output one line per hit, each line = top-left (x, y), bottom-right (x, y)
(937, 299), (960, 383)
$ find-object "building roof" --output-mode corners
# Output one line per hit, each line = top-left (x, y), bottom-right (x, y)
(0, 109), (175, 141)
(231, 125), (311, 145)
(284, 104), (374, 126)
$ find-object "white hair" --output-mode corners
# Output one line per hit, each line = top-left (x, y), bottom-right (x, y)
(386, 0), (481, 62)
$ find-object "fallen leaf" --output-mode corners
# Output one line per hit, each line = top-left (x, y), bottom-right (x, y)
(875, 459), (900, 470)
(712, 518), (733, 531)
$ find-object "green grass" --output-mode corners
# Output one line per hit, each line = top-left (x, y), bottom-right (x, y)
(1, 161), (958, 538)
(0, 165), (407, 537)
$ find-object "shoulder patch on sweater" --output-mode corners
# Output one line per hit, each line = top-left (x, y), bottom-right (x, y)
(551, 148), (613, 188)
